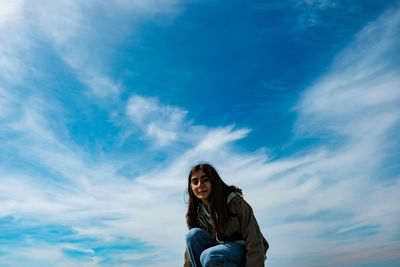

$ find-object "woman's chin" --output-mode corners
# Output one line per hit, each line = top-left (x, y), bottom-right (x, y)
(196, 194), (209, 201)
(198, 193), (209, 199)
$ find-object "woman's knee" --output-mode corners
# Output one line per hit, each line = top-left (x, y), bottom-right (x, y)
(185, 228), (207, 244)
(200, 248), (212, 266)
(200, 247), (224, 267)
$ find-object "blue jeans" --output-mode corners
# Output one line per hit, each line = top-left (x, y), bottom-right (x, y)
(186, 228), (246, 267)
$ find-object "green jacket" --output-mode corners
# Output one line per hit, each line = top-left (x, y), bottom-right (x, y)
(184, 193), (269, 267)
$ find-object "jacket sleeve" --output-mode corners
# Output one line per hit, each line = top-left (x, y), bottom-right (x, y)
(183, 248), (192, 267)
(232, 197), (266, 267)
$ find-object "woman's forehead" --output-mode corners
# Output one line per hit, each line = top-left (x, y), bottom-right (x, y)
(191, 169), (206, 179)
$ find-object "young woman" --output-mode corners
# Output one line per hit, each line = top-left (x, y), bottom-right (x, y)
(184, 163), (269, 267)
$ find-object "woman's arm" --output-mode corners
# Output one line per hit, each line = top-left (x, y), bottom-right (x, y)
(232, 196), (267, 267)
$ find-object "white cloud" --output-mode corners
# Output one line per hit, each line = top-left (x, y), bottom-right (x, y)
(0, 242), (102, 267)
(147, 122), (177, 145)
(84, 74), (120, 99)
(126, 94), (188, 145)
(127, 95), (163, 123)
(35, 0), (82, 46)
(194, 126), (250, 152)
(0, 0), (29, 83)
(0, 0), (24, 26)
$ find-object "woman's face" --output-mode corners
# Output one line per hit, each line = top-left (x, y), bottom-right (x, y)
(190, 169), (212, 203)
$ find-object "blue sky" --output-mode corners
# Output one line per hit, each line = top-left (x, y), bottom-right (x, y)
(1, 0), (400, 266)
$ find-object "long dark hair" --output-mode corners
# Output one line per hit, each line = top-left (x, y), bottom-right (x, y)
(186, 163), (242, 237)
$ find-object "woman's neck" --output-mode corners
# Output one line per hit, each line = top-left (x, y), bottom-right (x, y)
(202, 199), (209, 209)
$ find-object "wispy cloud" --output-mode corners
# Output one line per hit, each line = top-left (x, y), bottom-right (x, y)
(0, 0), (29, 84)
(126, 94), (188, 145)
(0, 0), (182, 97)
(253, 0), (340, 31)
(296, 4), (400, 152)
(266, 5), (400, 266)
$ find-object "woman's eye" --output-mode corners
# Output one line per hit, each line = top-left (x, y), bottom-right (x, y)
(191, 179), (199, 185)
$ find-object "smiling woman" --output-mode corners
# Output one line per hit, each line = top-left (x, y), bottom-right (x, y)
(184, 163), (269, 267)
